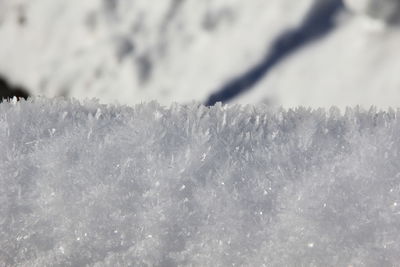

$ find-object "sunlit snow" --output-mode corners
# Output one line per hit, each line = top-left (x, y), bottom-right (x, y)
(0, 0), (313, 105)
(1, 98), (400, 266)
(1, 0), (400, 107)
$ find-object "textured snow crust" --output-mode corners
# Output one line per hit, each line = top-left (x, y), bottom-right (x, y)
(2, 98), (400, 266)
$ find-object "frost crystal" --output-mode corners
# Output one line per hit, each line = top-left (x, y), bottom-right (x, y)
(1, 98), (400, 266)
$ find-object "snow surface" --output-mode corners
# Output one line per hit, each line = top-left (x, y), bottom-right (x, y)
(2, 98), (400, 266)
(0, 0), (313, 105)
(1, 0), (400, 108)
(237, 13), (400, 109)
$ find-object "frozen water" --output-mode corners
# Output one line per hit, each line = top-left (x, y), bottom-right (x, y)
(1, 97), (400, 266)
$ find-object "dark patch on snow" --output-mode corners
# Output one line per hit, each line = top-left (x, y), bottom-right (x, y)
(205, 0), (344, 106)
(161, 0), (186, 31)
(16, 5), (27, 26)
(115, 37), (135, 61)
(202, 8), (235, 31)
(103, 0), (118, 12)
(136, 54), (153, 84)
(0, 76), (29, 102)
(85, 11), (98, 31)
(94, 67), (104, 79)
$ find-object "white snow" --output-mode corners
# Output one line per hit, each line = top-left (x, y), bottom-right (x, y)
(344, 0), (400, 23)
(1, 0), (400, 108)
(0, 0), (313, 105)
(236, 2), (400, 108)
(2, 97), (400, 266)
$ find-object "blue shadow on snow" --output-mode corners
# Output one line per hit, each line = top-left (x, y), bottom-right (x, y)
(205, 0), (344, 106)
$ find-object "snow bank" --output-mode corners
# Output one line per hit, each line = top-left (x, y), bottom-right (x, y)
(1, 98), (400, 266)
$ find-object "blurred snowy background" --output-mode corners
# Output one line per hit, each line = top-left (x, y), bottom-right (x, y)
(1, 0), (400, 108)
(3, 1), (400, 266)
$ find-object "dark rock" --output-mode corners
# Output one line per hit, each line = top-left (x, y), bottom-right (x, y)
(0, 76), (29, 102)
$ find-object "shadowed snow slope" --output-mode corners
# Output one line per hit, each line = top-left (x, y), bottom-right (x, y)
(2, 98), (400, 266)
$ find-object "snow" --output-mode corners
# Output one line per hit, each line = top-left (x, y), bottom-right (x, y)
(2, 97), (400, 266)
(1, 0), (400, 108)
(0, 0), (313, 105)
(344, 0), (400, 23)
(235, 2), (400, 108)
